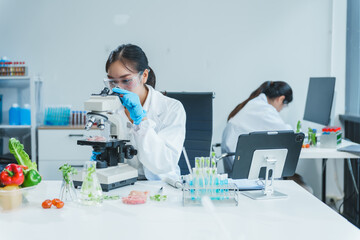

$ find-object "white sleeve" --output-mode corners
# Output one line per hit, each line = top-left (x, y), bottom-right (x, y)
(263, 109), (293, 131)
(132, 102), (186, 176)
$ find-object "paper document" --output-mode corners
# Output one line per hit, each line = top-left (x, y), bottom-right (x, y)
(229, 179), (264, 191)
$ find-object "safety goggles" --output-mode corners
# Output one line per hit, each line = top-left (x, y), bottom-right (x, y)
(104, 72), (142, 90)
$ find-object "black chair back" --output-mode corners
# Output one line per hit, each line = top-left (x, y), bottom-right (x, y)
(165, 92), (214, 175)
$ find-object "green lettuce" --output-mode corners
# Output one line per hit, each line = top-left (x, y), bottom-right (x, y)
(9, 138), (37, 170)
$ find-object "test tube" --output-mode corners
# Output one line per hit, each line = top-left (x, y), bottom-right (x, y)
(200, 157), (205, 169)
(223, 173), (229, 199)
(195, 157), (200, 169)
(83, 111), (87, 126)
(71, 111), (75, 125)
(211, 152), (216, 168)
(206, 157), (210, 168)
(79, 111), (83, 125)
(195, 168), (201, 200)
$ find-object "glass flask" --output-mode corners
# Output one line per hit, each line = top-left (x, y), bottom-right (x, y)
(79, 161), (103, 206)
(59, 171), (77, 202)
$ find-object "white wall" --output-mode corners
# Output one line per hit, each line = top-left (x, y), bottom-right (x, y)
(0, 0), (347, 199)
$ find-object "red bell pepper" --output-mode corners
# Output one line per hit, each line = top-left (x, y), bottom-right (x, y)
(0, 164), (26, 186)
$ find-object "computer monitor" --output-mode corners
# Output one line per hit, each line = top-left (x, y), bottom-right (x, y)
(230, 131), (304, 199)
(303, 77), (336, 126)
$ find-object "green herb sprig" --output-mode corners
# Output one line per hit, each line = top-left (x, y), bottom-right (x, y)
(103, 195), (121, 200)
(59, 164), (78, 184)
(150, 194), (167, 202)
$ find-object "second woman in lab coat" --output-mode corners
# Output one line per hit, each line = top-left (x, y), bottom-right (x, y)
(221, 81), (293, 173)
(104, 44), (186, 180)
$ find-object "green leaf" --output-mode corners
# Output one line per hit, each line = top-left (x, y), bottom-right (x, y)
(104, 195), (120, 200)
(59, 164), (78, 184)
(9, 138), (37, 170)
(150, 194), (167, 202)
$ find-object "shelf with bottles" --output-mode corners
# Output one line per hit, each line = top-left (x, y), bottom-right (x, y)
(0, 61), (27, 77)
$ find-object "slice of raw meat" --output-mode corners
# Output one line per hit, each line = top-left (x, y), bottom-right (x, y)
(86, 136), (106, 142)
(122, 191), (149, 205)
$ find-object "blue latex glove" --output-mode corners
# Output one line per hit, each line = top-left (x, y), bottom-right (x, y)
(112, 88), (147, 125)
(90, 151), (101, 161)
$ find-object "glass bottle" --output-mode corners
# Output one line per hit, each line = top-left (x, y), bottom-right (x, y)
(59, 171), (77, 202)
(79, 161), (103, 206)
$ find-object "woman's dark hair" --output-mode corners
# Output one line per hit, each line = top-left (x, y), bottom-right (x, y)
(227, 81), (293, 121)
(105, 44), (156, 88)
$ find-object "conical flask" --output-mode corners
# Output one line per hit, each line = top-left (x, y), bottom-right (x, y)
(59, 172), (77, 202)
(79, 161), (103, 205)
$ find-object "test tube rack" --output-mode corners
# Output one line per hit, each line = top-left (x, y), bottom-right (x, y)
(182, 175), (239, 206)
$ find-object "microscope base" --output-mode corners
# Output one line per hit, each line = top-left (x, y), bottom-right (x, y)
(73, 163), (138, 192)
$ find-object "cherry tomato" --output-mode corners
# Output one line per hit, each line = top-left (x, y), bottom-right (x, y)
(54, 200), (64, 209)
(42, 199), (52, 209)
(52, 198), (61, 205)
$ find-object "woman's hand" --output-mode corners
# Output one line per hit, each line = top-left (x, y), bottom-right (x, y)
(112, 88), (147, 125)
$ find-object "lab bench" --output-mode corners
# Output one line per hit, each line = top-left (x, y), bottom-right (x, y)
(0, 180), (358, 240)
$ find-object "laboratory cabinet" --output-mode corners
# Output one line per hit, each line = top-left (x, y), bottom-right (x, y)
(37, 127), (100, 180)
(0, 74), (37, 169)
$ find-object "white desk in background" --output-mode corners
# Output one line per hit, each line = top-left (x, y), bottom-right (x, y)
(299, 139), (360, 202)
(0, 180), (359, 240)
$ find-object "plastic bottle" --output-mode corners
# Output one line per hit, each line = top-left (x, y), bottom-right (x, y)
(9, 103), (20, 125)
(20, 104), (31, 125)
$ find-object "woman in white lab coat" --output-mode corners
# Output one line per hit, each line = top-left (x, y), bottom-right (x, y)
(221, 81), (293, 173)
(104, 44), (186, 180)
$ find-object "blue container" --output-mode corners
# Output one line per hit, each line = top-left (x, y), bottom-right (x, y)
(9, 103), (20, 125)
(20, 104), (31, 125)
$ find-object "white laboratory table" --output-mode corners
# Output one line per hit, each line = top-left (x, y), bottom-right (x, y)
(0, 180), (359, 240)
(299, 139), (360, 202)
(299, 139), (360, 159)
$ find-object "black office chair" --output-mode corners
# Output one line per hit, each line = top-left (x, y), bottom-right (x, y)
(164, 92), (214, 175)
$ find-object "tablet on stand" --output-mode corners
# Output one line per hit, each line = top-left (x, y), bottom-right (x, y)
(230, 131), (304, 200)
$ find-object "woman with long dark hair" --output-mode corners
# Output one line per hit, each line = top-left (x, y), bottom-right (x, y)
(221, 81), (293, 173)
(105, 44), (186, 180)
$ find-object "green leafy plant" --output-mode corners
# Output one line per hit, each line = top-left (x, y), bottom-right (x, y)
(150, 194), (167, 202)
(308, 128), (317, 146)
(9, 138), (42, 187)
(296, 120), (302, 133)
(9, 138), (37, 170)
(59, 164), (78, 184)
(103, 195), (120, 200)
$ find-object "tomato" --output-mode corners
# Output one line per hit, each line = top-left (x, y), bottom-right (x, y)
(42, 199), (52, 209)
(54, 200), (64, 209)
(52, 198), (61, 205)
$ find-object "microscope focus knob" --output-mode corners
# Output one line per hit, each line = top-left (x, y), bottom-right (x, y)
(124, 145), (138, 159)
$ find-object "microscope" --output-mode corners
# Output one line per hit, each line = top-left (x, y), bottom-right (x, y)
(73, 88), (138, 192)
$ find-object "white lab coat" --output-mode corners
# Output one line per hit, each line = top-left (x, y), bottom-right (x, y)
(117, 85), (186, 180)
(221, 93), (292, 173)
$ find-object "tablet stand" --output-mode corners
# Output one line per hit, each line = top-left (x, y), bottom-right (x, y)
(242, 149), (288, 200)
